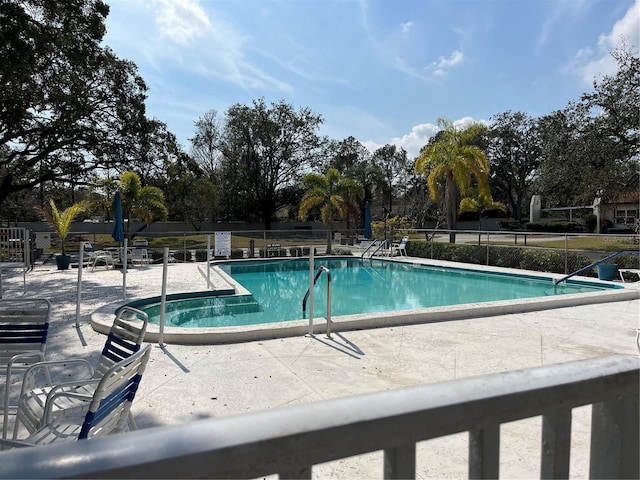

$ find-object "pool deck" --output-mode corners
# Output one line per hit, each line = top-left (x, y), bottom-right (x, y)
(1, 259), (639, 478)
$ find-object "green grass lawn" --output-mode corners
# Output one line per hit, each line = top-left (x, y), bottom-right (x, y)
(516, 237), (638, 251)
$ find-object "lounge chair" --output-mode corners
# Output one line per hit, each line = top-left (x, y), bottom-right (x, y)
(12, 306), (148, 439)
(132, 239), (148, 249)
(391, 237), (409, 256)
(0, 344), (151, 448)
(0, 299), (51, 439)
(619, 268), (640, 282)
(130, 248), (150, 264)
(90, 250), (115, 270)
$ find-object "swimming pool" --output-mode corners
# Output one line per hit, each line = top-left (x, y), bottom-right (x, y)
(123, 257), (628, 336)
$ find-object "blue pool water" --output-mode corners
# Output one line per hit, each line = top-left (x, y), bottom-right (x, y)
(139, 258), (620, 328)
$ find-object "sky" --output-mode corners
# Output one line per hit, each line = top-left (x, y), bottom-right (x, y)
(102, 0), (640, 160)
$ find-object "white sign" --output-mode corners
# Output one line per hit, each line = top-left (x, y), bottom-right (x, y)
(35, 232), (51, 248)
(214, 231), (231, 257)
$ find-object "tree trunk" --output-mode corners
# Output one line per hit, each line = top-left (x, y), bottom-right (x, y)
(445, 173), (459, 243)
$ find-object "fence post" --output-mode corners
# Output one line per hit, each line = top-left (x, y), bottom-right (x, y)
(486, 231), (490, 266)
(308, 248), (314, 335)
(206, 235), (211, 287)
(430, 231), (434, 259)
(75, 246), (83, 328)
(159, 247), (168, 346)
(564, 234), (568, 274)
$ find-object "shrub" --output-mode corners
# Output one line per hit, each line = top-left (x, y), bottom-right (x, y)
(371, 215), (415, 240)
(583, 214), (597, 233)
(498, 220), (527, 231)
(450, 245), (486, 265)
(519, 249), (566, 273)
(489, 246), (522, 268)
(405, 240), (597, 275)
(525, 221), (582, 233)
(616, 254), (640, 269)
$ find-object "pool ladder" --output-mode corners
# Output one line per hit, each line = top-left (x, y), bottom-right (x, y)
(302, 266), (333, 336)
(361, 239), (389, 260)
(553, 249), (636, 285)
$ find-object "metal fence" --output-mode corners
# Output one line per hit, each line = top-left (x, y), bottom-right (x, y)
(399, 229), (640, 279)
(0, 228), (30, 298)
(26, 226), (640, 280)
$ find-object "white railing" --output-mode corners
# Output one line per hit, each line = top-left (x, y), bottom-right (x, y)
(0, 355), (637, 479)
(0, 227), (30, 298)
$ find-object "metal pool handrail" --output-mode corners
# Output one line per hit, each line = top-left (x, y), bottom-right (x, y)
(361, 239), (390, 259)
(360, 239), (379, 259)
(302, 266), (332, 335)
(369, 240), (389, 258)
(553, 250), (637, 285)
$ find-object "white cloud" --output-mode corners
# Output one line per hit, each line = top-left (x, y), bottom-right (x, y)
(566, 0), (640, 84)
(536, 0), (591, 55)
(426, 50), (464, 77)
(388, 123), (440, 159)
(116, 0), (292, 92)
(362, 117), (487, 160)
(155, 0), (211, 45)
(400, 21), (414, 35)
(453, 116), (486, 130)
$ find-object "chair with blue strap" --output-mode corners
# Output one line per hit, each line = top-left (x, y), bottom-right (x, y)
(0, 344), (151, 448)
(0, 298), (51, 439)
(12, 306), (148, 440)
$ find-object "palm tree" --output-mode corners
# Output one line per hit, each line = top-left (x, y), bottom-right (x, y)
(40, 199), (88, 256)
(119, 171), (168, 239)
(415, 118), (490, 242)
(299, 168), (364, 254)
(39, 199), (88, 269)
(459, 192), (506, 243)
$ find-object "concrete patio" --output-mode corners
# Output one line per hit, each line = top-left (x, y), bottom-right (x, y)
(0, 259), (638, 478)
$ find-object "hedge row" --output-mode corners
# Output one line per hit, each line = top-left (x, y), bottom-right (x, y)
(405, 241), (639, 277)
(497, 220), (586, 232)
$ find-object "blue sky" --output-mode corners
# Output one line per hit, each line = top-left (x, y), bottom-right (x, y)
(102, 0), (639, 159)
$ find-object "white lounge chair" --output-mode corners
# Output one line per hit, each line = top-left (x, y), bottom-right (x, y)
(12, 307), (148, 439)
(391, 237), (409, 256)
(90, 250), (114, 270)
(0, 299), (51, 439)
(130, 248), (150, 264)
(619, 268), (640, 282)
(0, 344), (151, 448)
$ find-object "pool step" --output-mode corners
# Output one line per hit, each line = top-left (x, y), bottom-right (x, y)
(169, 296), (261, 326)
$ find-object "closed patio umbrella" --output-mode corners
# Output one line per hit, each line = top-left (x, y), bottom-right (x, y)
(364, 201), (372, 239)
(112, 192), (124, 243)
(112, 191), (128, 299)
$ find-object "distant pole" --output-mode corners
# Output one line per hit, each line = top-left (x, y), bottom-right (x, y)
(159, 247), (168, 346)
(308, 247), (314, 335)
(122, 238), (128, 300)
(207, 235), (211, 288)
